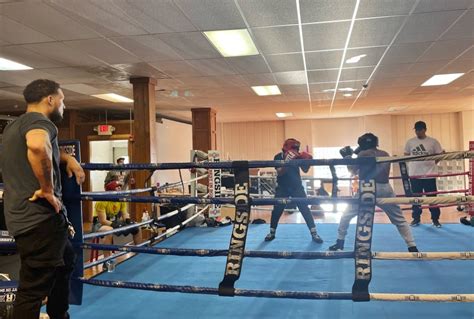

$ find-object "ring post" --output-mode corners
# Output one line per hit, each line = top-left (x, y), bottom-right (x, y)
(59, 140), (83, 305)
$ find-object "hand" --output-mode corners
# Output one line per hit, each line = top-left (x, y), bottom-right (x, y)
(29, 189), (61, 213)
(284, 150), (299, 161)
(297, 152), (313, 160)
(66, 156), (85, 185)
(339, 146), (354, 158)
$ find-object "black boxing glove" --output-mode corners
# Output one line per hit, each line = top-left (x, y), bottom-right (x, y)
(339, 146), (354, 158)
(111, 219), (125, 229)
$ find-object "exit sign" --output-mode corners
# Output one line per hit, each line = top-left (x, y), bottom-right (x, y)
(95, 124), (115, 136)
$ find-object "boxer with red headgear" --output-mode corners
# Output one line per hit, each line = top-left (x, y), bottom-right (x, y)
(264, 138), (323, 243)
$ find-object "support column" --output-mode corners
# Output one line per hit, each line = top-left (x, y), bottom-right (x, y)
(192, 108), (217, 152)
(130, 77), (157, 221)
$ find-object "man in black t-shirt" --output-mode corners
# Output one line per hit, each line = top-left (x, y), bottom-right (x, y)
(264, 138), (323, 243)
(1, 79), (85, 319)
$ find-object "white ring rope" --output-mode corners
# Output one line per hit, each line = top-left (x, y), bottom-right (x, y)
(376, 195), (473, 206)
(370, 293), (474, 302)
(376, 150), (473, 163)
(372, 251), (474, 260)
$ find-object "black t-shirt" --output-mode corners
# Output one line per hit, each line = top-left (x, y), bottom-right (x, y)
(1, 112), (61, 236)
(274, 152), (303, 190)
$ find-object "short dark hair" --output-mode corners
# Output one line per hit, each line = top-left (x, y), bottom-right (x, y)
(23, 79), (60, 104)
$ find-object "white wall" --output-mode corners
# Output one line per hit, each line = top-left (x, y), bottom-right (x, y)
(89, 140), (128, 191)
(153, 119), (192, 190)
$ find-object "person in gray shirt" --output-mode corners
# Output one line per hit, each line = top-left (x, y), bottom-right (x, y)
(328, 133), (418, 253)
(1, 79), (85, 319)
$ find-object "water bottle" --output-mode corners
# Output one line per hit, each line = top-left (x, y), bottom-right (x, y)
(105, 259), (116, 273)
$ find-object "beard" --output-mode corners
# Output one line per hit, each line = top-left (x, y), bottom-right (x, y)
(49, 107), (63, 125)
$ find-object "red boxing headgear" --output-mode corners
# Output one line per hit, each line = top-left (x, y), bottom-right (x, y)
(282, 138), (301, 152)
(105, 181), (121, 191)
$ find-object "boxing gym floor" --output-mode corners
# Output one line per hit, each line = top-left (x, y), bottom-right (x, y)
(70, 222), (473, 319)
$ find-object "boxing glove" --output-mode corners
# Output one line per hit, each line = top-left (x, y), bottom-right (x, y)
(297, 151), (313, 160)
(111, 219), (125, 229)
(339, 146), (354, 158)
(284, 150), (299, 161)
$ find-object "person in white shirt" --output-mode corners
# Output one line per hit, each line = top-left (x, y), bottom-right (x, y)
(404, 121), (444, 227)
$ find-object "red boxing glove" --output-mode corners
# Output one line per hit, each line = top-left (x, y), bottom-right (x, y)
(297, 152), (313, 160)
(284, 150), (299, 161)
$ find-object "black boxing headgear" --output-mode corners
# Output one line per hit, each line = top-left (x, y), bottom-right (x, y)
(357, 133), (378, 151)
(282, 138), (301, 152)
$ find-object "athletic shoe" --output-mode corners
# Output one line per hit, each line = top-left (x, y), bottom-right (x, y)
(264, 233), (275, 241)
(329, 239), (345, 251)
(408, 246), (419, 252)
(311, 233), (323, 243)
(432, 220), (442, 228)
(410, 219), (420, 227)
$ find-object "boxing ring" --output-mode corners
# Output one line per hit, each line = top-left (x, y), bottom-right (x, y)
(1, 141), (473, 318)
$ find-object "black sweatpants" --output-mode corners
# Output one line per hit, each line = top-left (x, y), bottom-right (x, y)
(270, 186), (316, 230)
(13, 214), (76, 319)
(410, 178), (441, 221)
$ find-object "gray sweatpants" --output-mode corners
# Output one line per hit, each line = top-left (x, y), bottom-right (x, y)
(337, 183), (416, 248)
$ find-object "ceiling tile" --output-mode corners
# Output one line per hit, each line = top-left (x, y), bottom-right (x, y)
(374, 63), (413, 78)
(0, 46), (66, 68)
(404, 60), (449, 77)
(237, 0), (297, 27)
(350, 16), (405, 47)
(241, 73), (276, 86)
(49, 0), (147, 36)
(22, 42), (104, 66)
(111, 63), (170, 79)
(300, 0), (356, 23)
(381, 42), (433, 64)
(308, 69), (338, 83)
(441, 9), (474, 40)
(150, 61), (201, 77)
(111, 36), (183, 62)
(251, 26), (301, 54)
(418, 39), (473, 62)
(414, 0), (473, 13)
(0, 70), (57, 86)
(303, 21), (350, 51)
(1, 2), (99, 40)
(396, 10), (465, 43)
(274, 71), (307, 85)
(111, 0), (196, 33)
(174, 0), (245, 30)
(265, 53), (304, 72)
(0, 16), (54, 44)
(339, 66), (374, 81)
(186, 58), (236, 76)
(65, 39), (141, 64)
(305, 50), (343, 70)
(357, 0), (416, 18)
(279, 84), (308, 95)
(157, 32), (221, 59)
(225, 55), (271, 74)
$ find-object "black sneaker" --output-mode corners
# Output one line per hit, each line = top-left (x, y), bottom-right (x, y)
(410, 219), (420, 227)
(408, 246), (419, 252)
(329, 239), (345, 251)
(311, 233), (323, 243)
(264, 233), (275, 241)
(432, 220), (442, 228)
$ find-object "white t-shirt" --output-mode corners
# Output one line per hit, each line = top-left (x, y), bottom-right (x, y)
(404, 136), (443, 177)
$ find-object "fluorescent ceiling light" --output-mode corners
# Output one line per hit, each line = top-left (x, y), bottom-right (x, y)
(203, 29), (259, 57)
(276, 112), (293, 118)
(343, 93), (352, 97)
(421, 73), (464, 86)
(346, 54), (366, 64)
(92, 93), (133, 103)
(339, 87), (357, 92)
(0, 57), (33, 70)
(252, 85), (281, 96)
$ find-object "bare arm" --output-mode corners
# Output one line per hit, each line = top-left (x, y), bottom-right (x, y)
(97, 208), (112, 226)
(26, 129), (61, 212)
(60, 149), (85, 185)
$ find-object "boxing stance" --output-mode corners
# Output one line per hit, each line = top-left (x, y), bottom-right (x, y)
(265, 138), (323, 243)
(329, 133), (418, 252)
(93, 181), (142, 260)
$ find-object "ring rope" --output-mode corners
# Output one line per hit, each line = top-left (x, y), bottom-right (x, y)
(376, 195), (473, 206)
(376, 150), (473, 164)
